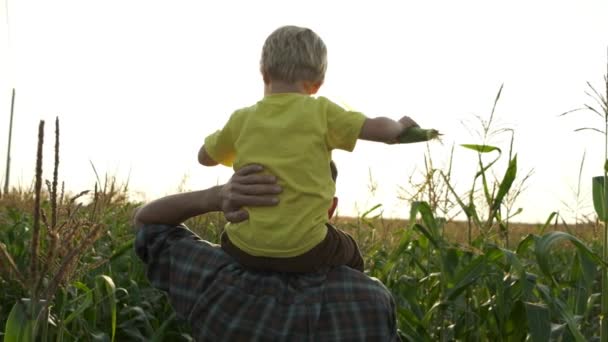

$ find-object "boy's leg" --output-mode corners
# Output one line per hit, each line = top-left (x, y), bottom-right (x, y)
(221, 226), (364, 273)
(221, 231), (321, 273)
(320, 224), (364, 272)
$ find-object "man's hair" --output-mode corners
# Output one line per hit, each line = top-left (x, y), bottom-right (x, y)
(330, 160), (338, 183)
(260, 25), (327, 84)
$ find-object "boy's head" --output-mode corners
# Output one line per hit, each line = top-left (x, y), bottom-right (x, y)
(260, 26), (327, 93)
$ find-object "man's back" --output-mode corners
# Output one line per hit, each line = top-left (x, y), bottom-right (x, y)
(135, 223), (399, 341)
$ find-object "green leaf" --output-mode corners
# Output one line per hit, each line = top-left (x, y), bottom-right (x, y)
(492, 155), (517, 211)
(515, 234), (535, 256)
(535, 231), (606, 282)
(460, 144), (501, 154)
(446, 249), (501, 300)
(409, 201), (441, 248)
(151, 313), (176, 342)
(411, 223), (439, 249)
(96, 275), (117, 342)
(64, 285), (94, 325)
(505, 300), (527, 340)
(536, 284), (586, 342)
(538, 212), (558, 235)
(109, 238), (135, 263)
(524, 302), (551, 342)
(4, 300), (34, 342)
(361, 203), (382, 218)
(592, 176), (608, 221)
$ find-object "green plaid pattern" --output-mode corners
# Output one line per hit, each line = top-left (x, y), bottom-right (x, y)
(135, 224), (400, 341)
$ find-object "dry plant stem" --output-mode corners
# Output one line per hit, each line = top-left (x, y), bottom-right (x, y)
(43, 223), (104, 300)
(59, 181), (65, 207)
(30, 120), (44, 309)
(92, 183), (99, 221)
(57, 190), (89, 234)
(52, 117), (59, 229)
(36, 119), (61, 295)
(3, 88), (16, 195)
(0, 243), (26, 287)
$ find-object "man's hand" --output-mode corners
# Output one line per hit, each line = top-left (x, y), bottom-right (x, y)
(220, 164), (282, 223)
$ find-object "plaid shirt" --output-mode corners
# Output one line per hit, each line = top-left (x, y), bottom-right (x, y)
(135, 224), (400, 341)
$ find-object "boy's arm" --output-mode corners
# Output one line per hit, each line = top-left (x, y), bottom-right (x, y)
(198, 145), (219, 166)
(359, 116), (419, 143)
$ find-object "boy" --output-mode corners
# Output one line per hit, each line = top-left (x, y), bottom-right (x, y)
(199, 25), (419, 273)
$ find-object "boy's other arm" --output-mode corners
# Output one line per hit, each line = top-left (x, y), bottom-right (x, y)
(359, 116), (419, 143)
(198, 145), (219, 166)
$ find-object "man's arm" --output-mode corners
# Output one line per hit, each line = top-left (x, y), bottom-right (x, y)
(133, 164), (282, 229)
(359, 115), (419, 143)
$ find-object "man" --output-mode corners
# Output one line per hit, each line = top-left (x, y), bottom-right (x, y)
(133, 164), (399, 341)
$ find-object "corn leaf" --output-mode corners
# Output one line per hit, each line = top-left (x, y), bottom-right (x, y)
(538, 212), (558, 235)
(409, 201), (441, 248)
(460, 144), (501, 154)
(492, 155), (517, 211)
(505, 300), (527, 340)
(96, 275), (117, 342)
(151, 313), (176, 342)
(4, 300), (35, 342)
(524, 302), (551, 342)
(63, 283), (93, 325)
(536, 284), (586, 342)
(535, 231), (607, 284)
(446, 249), (502, 300)
(109, 238), (135, 263)
(592, 176), (608, 221)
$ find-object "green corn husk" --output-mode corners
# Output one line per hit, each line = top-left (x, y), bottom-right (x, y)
(397, 127), (441, 144)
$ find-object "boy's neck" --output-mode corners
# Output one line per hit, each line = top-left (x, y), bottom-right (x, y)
(264, 81), (308, 96)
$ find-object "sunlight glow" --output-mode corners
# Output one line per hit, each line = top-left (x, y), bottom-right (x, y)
(1, 0), (607, 223)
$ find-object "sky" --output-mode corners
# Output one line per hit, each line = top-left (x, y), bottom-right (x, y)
(0, 0), (607, 224)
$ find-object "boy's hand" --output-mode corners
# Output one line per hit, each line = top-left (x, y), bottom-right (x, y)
(398, 116), (420, 129)
(198, 145), (220, 166)
(379, 116), (420, 144)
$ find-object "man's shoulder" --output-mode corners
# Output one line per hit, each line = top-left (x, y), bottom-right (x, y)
(135, 223), (393, 304)
(324, 266), (394, 303)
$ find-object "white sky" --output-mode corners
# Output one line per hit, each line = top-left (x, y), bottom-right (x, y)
(0, 0), (607, 223)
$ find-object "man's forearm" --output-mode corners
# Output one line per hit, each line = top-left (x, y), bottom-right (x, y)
(134, 186), (222, 229)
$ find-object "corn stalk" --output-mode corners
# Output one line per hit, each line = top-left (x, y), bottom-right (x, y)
(602, 50), (608, 342)
(3, 88), (15, 195)
(560, 47), (608, 342)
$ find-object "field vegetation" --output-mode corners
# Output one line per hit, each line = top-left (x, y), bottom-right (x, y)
(1, 64), (608, 340)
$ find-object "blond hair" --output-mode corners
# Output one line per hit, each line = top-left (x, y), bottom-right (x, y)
(260, 25), (327, 84)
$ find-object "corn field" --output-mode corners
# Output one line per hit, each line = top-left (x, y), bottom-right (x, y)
(1, 67), (608, 340)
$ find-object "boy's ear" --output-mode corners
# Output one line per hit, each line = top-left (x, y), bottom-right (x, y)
(304, 81), (323, 95)
(261, 69), (271, 85)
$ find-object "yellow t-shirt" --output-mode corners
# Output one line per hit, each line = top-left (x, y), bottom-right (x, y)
(204, 93), (367, 257)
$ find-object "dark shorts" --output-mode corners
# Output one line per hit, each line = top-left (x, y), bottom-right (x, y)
(221, 224), (364, 273)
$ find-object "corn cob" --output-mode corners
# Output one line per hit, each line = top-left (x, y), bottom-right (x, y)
(397, 127), (441, 144)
